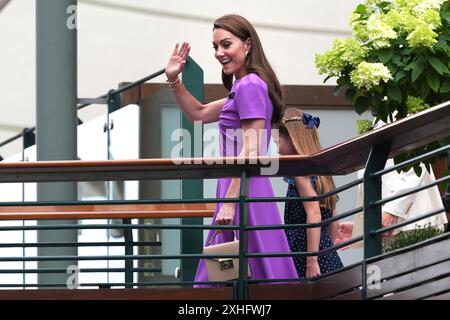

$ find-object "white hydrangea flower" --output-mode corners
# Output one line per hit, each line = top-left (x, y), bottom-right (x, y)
(413, 0), (445, 16)
(351, 62), (393, 91)
(367, 14), (398, 49)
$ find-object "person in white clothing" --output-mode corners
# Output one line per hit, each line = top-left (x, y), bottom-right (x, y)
(336, 160), (448, 247)
(335, 118), (448, 247)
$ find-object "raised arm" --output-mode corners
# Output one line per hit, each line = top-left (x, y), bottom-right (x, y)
(165, 42), (225, 124)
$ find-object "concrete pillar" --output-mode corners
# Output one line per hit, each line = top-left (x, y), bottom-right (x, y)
(36, 0), (78, 287)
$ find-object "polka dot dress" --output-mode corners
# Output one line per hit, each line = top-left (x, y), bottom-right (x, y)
(283, 176), (343, 278)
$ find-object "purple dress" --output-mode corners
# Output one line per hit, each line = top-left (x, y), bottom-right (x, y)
(194, 73), (298, 286)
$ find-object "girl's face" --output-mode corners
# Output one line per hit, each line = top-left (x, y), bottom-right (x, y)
(277, 134), (297, 155)
(212, 28), (250, 79)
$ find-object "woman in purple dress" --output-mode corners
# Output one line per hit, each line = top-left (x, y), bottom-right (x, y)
(165, 14), (298, 286)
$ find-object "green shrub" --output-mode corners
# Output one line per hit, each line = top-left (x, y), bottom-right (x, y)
(382, 223), (443, 252)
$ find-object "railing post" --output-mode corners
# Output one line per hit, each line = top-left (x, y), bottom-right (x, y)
(237, 170), (249, 300)
(22, 128), (35, 287)
(362, 142), (390, 299)
(180, 56), (204, 285)
(122, 218), (134, 288)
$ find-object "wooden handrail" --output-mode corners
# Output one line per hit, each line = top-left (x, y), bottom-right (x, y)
(0, 203), (215, 221)
(0, 287), (233, 300)
(0, 100), (448, 182)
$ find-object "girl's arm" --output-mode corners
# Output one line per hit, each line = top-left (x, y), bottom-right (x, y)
(166, 42), (225, 124)
(295, 176), (321, 277)
(328, 208), (339, 244)
(215, 118), (265, 225)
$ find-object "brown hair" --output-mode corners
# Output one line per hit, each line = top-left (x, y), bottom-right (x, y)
(275, 108), (337, 209)
(213, 14), (284, 124)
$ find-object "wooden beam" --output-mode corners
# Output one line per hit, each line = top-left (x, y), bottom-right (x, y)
(0, 203), (215, 220)
(120, 83), (353, 109)
(0, 288), (233, 300)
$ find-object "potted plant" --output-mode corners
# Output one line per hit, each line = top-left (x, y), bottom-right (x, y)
(316, 0), (450, 175)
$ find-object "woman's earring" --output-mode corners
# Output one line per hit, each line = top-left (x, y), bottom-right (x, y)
(245, 51), (249, 58)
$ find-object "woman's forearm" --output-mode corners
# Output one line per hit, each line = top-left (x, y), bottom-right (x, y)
(306, 210), (322, 259)
(171, 83), (204, 122)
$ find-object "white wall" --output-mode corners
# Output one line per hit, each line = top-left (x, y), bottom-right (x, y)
(0, 0), (362, 157)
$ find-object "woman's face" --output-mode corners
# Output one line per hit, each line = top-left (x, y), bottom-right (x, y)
(277, 133), (296, 155)
(212, 28), (250, 79)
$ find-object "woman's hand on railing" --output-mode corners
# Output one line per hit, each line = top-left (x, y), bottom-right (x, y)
(165, 42), (191, 81)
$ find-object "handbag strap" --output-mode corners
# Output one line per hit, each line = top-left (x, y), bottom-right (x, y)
(208, 230), (238, 246)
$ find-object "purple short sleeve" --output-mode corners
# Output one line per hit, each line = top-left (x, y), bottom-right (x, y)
(235, 75), (270, 120)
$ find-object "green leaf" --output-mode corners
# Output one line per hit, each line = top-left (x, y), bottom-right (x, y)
(420, 78), (431, 98)
(345, 88), (356, 103)
(379, 48), (394, 63)
(429, 57), (449, 75)
(355, 96), (370, 115)
(434, 39), (449, 52)
(387, 85), (402, 102)
(412, 59), (425, 82)
(394, 70), (407, 82)
(441, 80), (450, 93)
(355, 4), (366, 15)
(400, 47), (414, 55)
(442, 9), (450, 23)
(426, 70), (440, 92)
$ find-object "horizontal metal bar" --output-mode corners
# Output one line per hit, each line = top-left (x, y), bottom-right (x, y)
(370, 175), (450, 207)
(0, 241), (161, 248)
(247, 178), (363, 203)
(369, 207), (446, 236)
(245, 206), (363, 230)
(0, 179), (359, 207)
(0, 131), (26, 148)
(0, 208), (362, 233)
(76, 68), (165, 110)
(76, 93), (107, 110)
(113, 68), (166, 95)
(0, 279), (235, 288)
(0, 198), (233, 207)
(0, 236), (363, 262)
(0, 253), (242, 262)
(77, 98), (108, 105)
(1, 68), (166, 148)
(246, 277), (308, 284)
(0, 224), (238, 231)
(247, 236), (363, 258)
(371, 144), (450, 178)
(0, 267), (161, 274)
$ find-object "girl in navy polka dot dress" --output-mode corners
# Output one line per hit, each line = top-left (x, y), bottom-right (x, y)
(275, 108), (343, 278)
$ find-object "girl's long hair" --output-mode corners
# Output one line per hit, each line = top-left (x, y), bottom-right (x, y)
(213, 14), (284, 124)
(275, 108), (337, 209)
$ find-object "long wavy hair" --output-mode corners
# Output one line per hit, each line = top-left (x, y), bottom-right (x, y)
(275, 108), (337, 210)
(213, 14), (284, 125)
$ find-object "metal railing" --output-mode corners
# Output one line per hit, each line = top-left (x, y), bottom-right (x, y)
(0, 97), (448, 299)
(0, 57), (449, 298)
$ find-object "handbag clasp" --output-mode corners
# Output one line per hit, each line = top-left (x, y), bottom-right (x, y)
(218, 258), (234, 271)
